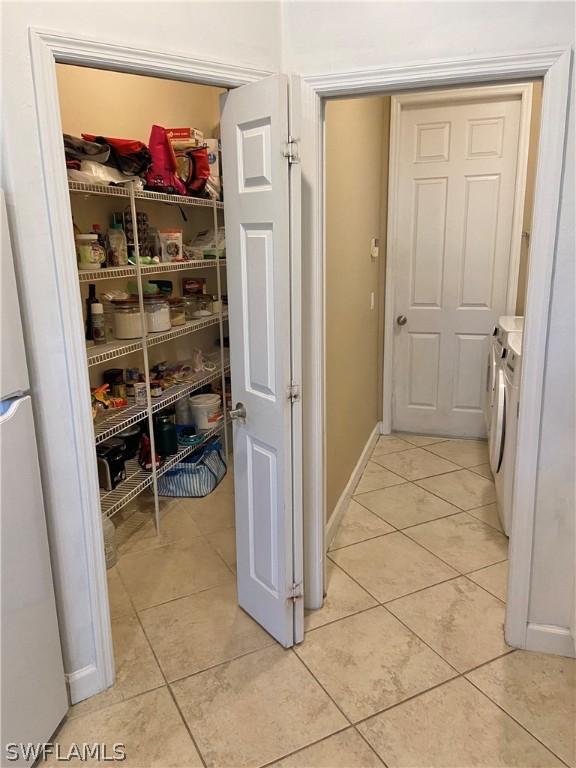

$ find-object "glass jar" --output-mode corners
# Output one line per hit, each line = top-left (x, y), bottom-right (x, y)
(76, 234), (106, 271)
(112, 302), (143, 339)
(169, 297), (186, 327)
(183, 296), (198, 321)
(144, 298), (171, 332)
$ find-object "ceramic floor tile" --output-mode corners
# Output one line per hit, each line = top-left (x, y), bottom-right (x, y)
(329, 500), (394, 550)
(206, 527), (237, 569)
(358, 677), (563, 768)
(387, 577), (509, 672)
(171, 645), (347, 768)
(393, 432), (450, 447)
(270, 729), (384, 768)
(371, 436), (414, 456)
(354, 461), (405, 495)
(185, 491), (236, 534)
(416, 468), (496, 510)
(373, 448), (460, 481)
(118, 539), (232, 610)
(49, 688), (203, 767)
(305, 561), (377, 631)
(467, 651), (576, 767)
(329, 532), (458, 603)
(425, 438), (489, 468)
(295, 606), (455, 722)
(468, 502), (503, 532)
(107, 566), (134, 619)
(470, 462), (493, 479)
(139, 582), (274, 682)
(355, 482), (461, 529)
(467, 560), (508, 601)
(69, 613), (164, 719)
(118, 504), (204, 556)
(403, 512), (508, 573)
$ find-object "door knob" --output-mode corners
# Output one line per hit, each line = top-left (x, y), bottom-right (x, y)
(229, 402), (247, 422)
(396, 315), (408, 326)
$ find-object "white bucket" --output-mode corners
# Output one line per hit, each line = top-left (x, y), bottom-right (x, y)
(189, 393), (221, 431)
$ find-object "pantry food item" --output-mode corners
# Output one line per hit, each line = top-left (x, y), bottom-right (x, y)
(103, 368), (127, 400)
(159, 228), (183, 262)
(133, 382), (148, 406)
(112, 301), (143, 339)
(91, 302), (106, 344)
(144, 297), (171, 332)
(188, 227), (225, 259)
(107, 224), (128, 266)
(76, 233), (106, 270)
(168, 297), (186, 326)
(182, 277), (206, 295)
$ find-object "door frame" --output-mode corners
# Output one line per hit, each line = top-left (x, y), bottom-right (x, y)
(384, 82), (533, 437)
(28, 28), (280, 703)
(299, 47), (572, 654)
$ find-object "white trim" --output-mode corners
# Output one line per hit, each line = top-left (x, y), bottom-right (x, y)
(28, 28), (272, 702)
(523, 623), (576, 659)
(325, 423), (381, 551)
(300, 46), (572, 648)
(383, 82), (533, 434)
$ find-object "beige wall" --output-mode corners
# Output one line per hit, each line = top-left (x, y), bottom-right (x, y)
(56, 65), (224, 142)
(516, 79), (543, 314)
(325, 96), (390, 516)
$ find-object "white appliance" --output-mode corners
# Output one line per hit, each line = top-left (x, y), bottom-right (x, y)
(0, 191), (68, 764)
(489, 331), (523, 535)
(484, 315), (524, 434)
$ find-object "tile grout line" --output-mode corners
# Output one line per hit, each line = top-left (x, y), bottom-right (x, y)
(464, 675), (572, 768)
(256, 726), (359, 768)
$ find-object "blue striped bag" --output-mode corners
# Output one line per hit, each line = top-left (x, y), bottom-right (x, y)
(157, 439), (227, 497)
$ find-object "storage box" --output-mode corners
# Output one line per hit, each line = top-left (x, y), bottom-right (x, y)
(166, 127), (204, 148)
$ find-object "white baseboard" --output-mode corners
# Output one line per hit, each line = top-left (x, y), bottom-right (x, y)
(66, 663), (107, 705)
(325, 422), (382, 550)
(523, 622), (576, 658)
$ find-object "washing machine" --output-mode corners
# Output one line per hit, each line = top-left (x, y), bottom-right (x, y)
(484, 316), (524, 434)
(489, 331), (522, 535)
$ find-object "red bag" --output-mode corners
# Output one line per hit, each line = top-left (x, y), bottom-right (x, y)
(175, 146), (211, 197)
(145, 125), (187, 196)
(82, 133), (151, 176)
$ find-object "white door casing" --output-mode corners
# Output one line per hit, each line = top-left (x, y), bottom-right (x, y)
(221, 74), (303, 647)
(389, 86), (531, 437)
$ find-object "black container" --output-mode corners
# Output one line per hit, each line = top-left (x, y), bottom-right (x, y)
(96, 438), (126, 490)
(118, 424), (141, 459)
(153, 414), (178, 457)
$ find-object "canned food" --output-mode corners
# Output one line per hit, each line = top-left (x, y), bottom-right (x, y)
(133, 382), (148, 406)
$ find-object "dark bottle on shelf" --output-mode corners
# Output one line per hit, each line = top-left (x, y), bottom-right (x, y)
(153, 414), (178, 457)
(85, 283), (98, 341)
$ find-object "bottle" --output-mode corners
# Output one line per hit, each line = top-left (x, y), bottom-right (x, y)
(85, 283), (97, 341)
(91, 224), (107, 264)
(107, 223), (128, 267)
(91, 301), (106, 345)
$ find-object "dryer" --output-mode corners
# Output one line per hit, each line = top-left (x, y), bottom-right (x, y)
(484, 316), (524, 434)
(490, 331), (522, 535)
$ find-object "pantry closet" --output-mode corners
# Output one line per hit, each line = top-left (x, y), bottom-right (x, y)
(57, 66), (234, 619)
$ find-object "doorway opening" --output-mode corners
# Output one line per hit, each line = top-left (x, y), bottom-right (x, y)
(323, 80), (543, 636)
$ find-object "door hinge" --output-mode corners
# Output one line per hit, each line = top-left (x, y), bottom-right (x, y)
(283, 136), (300, 165)
(288, 581), (303, 602)
(288, 382), (301, 403)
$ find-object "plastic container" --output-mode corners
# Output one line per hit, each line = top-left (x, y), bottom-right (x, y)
(144, 298), (171, 332)
(107, 224), (128, 267)
(76, 233), (105, 270)
(118, 424), (141, 459)
(102, 517), (117, 569)
(113, 302), (143, 339)
(154, 414), (178, 456)
(189, 393), (221, 431)
(169, 297), (186, 326)
(91, 302), (106, 344)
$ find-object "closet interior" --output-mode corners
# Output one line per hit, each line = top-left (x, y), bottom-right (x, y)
(58, 65), (236, 579)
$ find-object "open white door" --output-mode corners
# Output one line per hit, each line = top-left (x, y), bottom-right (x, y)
(221, 74), (303, 647)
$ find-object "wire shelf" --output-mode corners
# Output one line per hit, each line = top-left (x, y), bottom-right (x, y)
(94, 361), (230, 444)
(69, 181), (224, 210)
(100, 419), (227, 519)
(77, 259), (226, 283)
(86, 312), (227, 367)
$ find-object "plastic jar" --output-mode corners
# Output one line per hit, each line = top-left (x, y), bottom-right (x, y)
(144, 298), (171, 332)
(169, 297), (186, 326)
(113, 302), (143, 339)
(76, 234), (106, 271)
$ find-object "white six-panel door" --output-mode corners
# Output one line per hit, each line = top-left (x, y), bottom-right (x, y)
(391, 91), (525, 436)
(220, 75), (303, 647)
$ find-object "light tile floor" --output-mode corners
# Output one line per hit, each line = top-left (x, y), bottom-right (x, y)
(50, 436), (575, 767)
